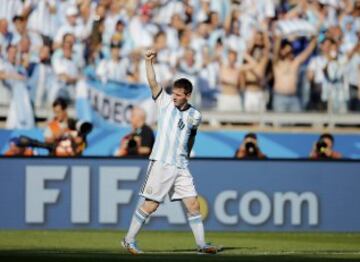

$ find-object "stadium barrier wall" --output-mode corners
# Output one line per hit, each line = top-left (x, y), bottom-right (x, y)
(1, 129), (360, 159)
(0, 157), (359, 232)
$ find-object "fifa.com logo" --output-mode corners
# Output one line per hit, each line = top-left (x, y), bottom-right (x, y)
(25, 166), (319, 226)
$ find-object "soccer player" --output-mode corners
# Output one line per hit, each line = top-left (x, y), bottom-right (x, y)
(121, 49), (217, 255)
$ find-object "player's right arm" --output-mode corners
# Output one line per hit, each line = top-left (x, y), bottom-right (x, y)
(144, 49), (162, 98)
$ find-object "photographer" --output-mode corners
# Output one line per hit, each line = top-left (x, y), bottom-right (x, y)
(310, 133), (342, 159)
(234, 133), (266, 159)
(44, 97), (74, 144)
(4, 137), (34, 156)
(116, 107), (154, 157)
(9, 120), (92, 157)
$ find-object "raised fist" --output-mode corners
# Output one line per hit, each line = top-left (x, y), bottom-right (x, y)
(144, 49), (156, 61)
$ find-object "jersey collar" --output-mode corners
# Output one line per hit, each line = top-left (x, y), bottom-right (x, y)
(176, 103), (192, 112)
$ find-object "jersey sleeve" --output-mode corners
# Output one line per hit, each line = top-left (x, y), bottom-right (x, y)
(153, 88), (171, 109)
(191, 111), (202, 130)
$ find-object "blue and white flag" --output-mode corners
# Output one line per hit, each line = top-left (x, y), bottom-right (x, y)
(275, 19), (317, 37)
(76, 77), (156, 129)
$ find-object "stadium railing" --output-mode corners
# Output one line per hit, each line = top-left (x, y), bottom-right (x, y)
(0, 105), (359, 129)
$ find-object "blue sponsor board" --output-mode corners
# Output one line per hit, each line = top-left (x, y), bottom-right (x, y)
(0, 158), (359, 232)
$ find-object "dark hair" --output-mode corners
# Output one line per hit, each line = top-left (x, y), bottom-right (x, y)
(116, 19), (125, 26)
(154, 30), (166, 41)
(281, 39), (293, 49)
(244, 132), (257, 140)
(110, 42), (122, 49)
(6, 44), (16, 52)
(319, 133), (334, 143)
(12, 15), (25, 22)
(53, 97), (68, 110)
(173, 78), (193, 95)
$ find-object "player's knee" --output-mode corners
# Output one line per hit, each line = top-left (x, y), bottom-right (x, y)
(142, 199), (160, 214)
(186, 199), (200, 215)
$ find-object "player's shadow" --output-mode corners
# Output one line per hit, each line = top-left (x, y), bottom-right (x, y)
(157, 246), (253, 253)
(1, 249), (360, 262)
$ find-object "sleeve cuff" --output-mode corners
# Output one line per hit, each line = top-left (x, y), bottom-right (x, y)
(152, 88), (163, 101)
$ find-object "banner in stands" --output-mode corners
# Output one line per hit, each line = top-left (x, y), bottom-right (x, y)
(0, 158), (359, 232)
(76, 78), (156, 128)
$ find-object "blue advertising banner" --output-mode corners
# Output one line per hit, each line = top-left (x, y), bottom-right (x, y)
(0, 158), (359, 232)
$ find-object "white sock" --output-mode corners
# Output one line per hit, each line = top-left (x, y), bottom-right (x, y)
(188, 213), (206, 247)
(125, 208), (149, 243)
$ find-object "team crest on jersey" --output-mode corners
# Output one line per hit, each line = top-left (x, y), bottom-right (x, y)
(187, 116), (194, 125)
(146, 186), (153, 195)
(178, 119), (185, 130)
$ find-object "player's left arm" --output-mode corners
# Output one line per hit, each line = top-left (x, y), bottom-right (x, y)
(187, 128), (197, 157)
(187, 113), (202, 157)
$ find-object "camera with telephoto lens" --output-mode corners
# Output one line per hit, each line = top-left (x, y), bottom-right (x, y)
(16, 135), (55, 153)
(67, 119), (93, 138)
(126, 128), (142, 155)
(245, 141), (258, 156)
(316, 139), (328, 157)
(127, 134), (141, 156)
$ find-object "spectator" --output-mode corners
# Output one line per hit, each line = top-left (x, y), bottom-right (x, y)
(153, 0), (185, 26)
(0, 19), (13, 57)
(164, 13), (186, 51)
(310, 133), (342, 159)
(152, 30), (175, 68)
(272, 35), (317, 112)
(0, 0), (24, 23)
(103, 0), (123, 45)
(4, 137), (34, 156)
(23, 0), (58, 39)
(307, 37), (332, 111)
(85, 18), (105, 68)
(28, 44), (56, 107)
(234, 132), (266, 159)
(176, 48), (202, 107)
(198, 45), (220, 107)
(137, 31), (173, 87)
(116, 107), (154, 157)
(321, 39), (348, 113)
(96, 40), (130, 83)
(0, 45), (34, 129)
(218, 49), (242, 111)
(240, 31), (270, 113)
(52, 41), (80, 103)
(12, 15), (27, 44)
(54, 5), (85, 47)
(128, 3), (158, 49)
(347, 38), (360, 112)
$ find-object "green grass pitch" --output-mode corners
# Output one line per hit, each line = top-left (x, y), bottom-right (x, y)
(0, 231), (360, 262)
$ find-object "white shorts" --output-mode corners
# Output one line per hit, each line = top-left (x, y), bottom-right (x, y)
(139, 160), (197, 203)
(217, 94), (243, 111)
(244, 90), (266, 113)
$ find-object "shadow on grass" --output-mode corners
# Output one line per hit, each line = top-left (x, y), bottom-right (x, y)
(148, 246), (247, 253)
(0, 250), (359, 262)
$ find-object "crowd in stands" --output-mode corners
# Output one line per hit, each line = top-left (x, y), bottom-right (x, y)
(0, 0), (359, 130)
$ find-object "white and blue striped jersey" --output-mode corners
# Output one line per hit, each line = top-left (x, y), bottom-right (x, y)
(0, 0), (23, 22)
(149, 89), (201, 168)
